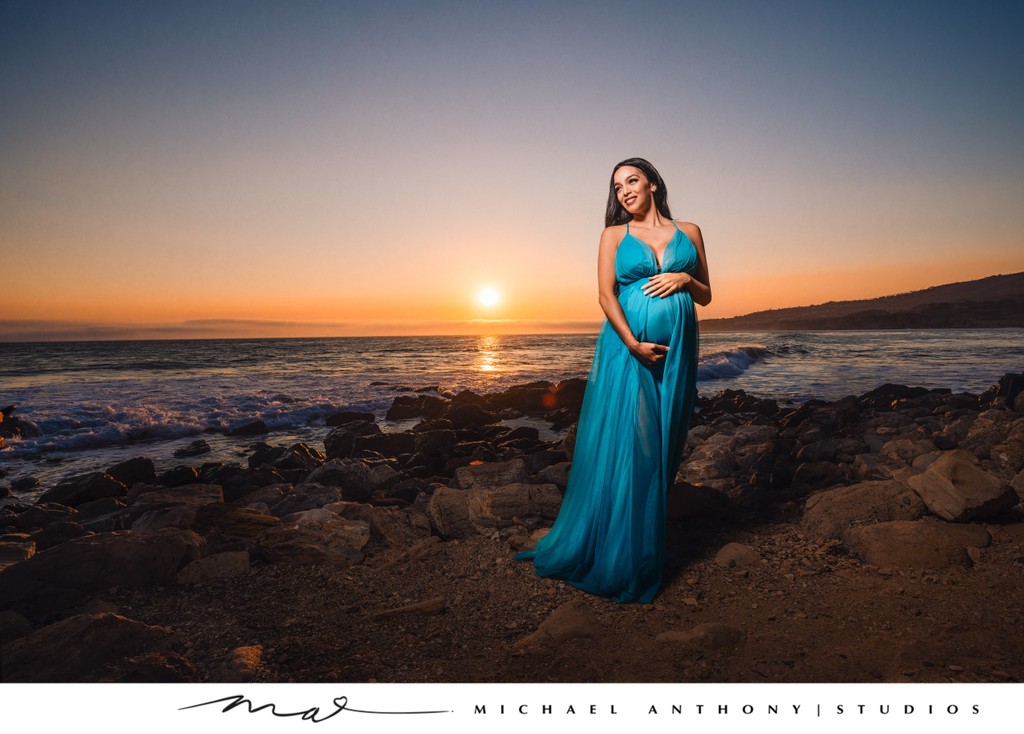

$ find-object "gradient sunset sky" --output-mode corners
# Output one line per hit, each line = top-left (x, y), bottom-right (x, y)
(2, 0), (1022, 340)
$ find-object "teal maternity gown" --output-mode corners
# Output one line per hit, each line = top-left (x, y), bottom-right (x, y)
(515, 220), (700, 604)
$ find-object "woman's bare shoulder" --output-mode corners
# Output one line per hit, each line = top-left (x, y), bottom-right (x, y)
(676, 220), (704, 244)
(600, 223), (628, 243)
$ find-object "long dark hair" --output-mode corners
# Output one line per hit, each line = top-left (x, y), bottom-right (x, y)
(604, 157), (672, 227)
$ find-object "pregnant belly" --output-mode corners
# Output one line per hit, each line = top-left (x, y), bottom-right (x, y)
(620, 283), (690, 346)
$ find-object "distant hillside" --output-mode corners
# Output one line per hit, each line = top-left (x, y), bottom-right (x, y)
(701, 272), (1024, 332)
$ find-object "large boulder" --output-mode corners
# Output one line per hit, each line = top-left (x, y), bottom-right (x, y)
(428, 483), (561, 539)
(844, 519), (990, 569)
(256, 515), (369, 566)
(802, 479), (927, 541)
(386, 395), (447, 420)
(248, 442), (325, 473)
(323, 420), (381, 460)
(0, 612), (194, 682)
(105, 457), (157, 486)
(907, 451), (1019, 521)
(303, 459), (374, 501)
(38, 473), (127, 508)
(267, 483), (344, 516)
(0, 528), (205, 621)
(325, 502), (432, 548)
(452, 458), (527, 489)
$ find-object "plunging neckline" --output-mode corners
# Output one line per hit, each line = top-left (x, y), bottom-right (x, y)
(625, 224), (682, 271)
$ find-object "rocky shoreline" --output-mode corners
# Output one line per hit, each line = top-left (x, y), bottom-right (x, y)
(1, 374), (1023, 683)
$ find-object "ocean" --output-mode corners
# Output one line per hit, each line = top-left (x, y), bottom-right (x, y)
(2, 328), (1022, 497)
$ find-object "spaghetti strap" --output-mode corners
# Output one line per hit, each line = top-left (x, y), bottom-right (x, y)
(670, 219), (681, 232)
(625, 221), (630, 233)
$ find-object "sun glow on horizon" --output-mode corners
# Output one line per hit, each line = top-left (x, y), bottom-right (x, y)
(477, 286), (501, 308)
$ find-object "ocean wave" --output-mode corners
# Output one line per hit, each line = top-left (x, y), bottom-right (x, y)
(697, 344), (771, 381)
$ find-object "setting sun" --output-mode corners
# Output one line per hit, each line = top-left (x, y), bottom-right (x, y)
(477, 286), (501, 307)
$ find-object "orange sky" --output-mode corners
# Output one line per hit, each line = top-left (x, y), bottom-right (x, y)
(3, 2), (1023, 340)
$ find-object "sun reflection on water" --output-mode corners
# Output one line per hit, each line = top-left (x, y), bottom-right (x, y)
(476, 335), (501, 373)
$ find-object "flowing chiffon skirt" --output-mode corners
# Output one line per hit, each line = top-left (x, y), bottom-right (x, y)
(515, 222), (700, 603)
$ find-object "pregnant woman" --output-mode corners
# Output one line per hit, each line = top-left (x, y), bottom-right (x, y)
(516, 157), (712, 603)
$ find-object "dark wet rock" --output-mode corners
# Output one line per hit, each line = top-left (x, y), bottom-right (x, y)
(248, 441), (325, 474)
(859, 383), (931, 410)
(0, 612), (195, 682)
(414, 429), (457, 458)
(844, 518), (990, 569)
(130, 483), (225, 510)
(443, 403), (501, 429)
(174, 439), (211, 458)
(131, 505), (199, 532)
(384, 478), (425, 504)
(0, 528), (205, 622)
(486, 382), (555, 413)
(452, 458), (527, 489)
(385, 394), (447, 420)
(353, 431), (416, 458)
(907, 451), (1019, 521)
(411, 417), (455, 432)
(39, 472), (127, 508)
(802, 479), (927, 541)
(523, 449), (568, 476)
(268, 483), (344, 516)
(699, 388), (779, 420)
(427, 483), (561, 540)
(13, 502), (78, 531)
(325, 410), (376, 426)
(979, 372), (1024, 409)
(0, 540), (35, 569)
(26, 521), (93, 551)
(450, 389), (489, 407)
(226, 419), (269, 437)
(11, 476), (40, 493)
(367, 462), (400, 492)
(105, 457), (157, 487)
(220, 467), (288, 503)
(304, 459), (373, 501)
(157, 465), (200, 487)
(74, 497), (129, 532)
(0, 405), (42, 439)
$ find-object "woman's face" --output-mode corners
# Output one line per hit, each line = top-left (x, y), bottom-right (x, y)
(613, 166), (654, 217)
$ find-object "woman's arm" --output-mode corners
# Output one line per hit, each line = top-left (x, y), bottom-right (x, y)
(641, 222), (713, 306)
(597, 226), (669, 367)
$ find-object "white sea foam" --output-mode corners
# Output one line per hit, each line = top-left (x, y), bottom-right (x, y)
(697, 344), (770, 380)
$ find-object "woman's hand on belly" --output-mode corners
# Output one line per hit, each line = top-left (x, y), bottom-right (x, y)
(629, 341), (669, 367)
(642, 272), (693, 299)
